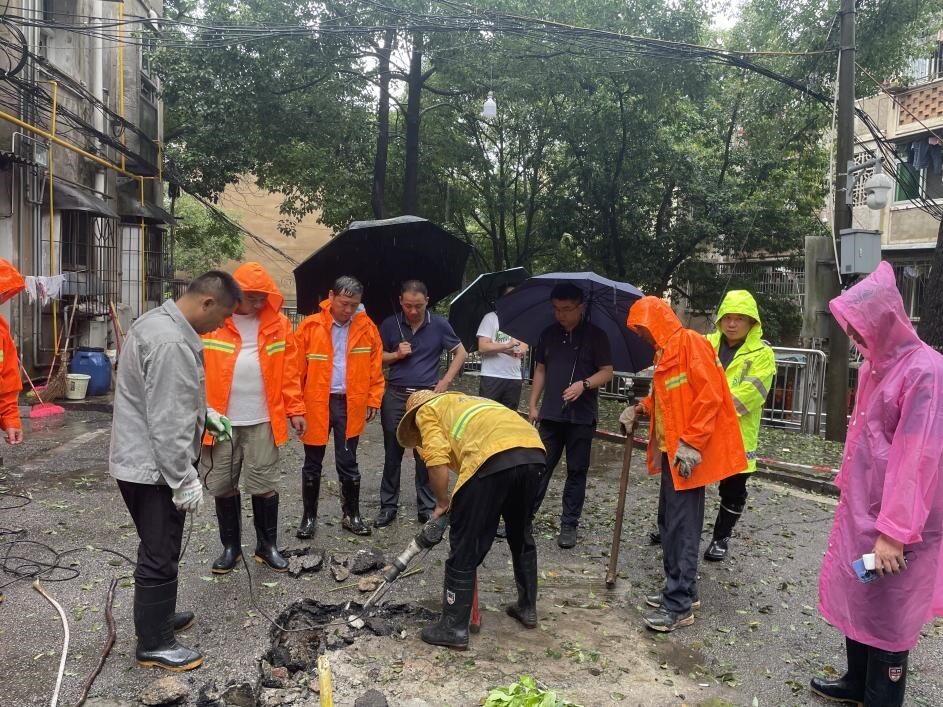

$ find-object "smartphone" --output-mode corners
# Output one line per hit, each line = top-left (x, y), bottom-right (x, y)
(852, 551), (915, 583)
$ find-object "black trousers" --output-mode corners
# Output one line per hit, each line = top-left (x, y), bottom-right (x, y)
(533, 419), (594, 528)
(117, 480), (185, 585)
(478, 376), (523, 410)
(302, 395), (360, 483)
(717, 471), (750, 512)
(658, 454), (705, 614)
(380, 386), (435, 515)
(448, 463), (541, 572)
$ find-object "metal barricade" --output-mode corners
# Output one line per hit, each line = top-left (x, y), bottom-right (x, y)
(764, 347), (827, 435)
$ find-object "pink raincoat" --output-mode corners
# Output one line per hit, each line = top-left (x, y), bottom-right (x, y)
(818, 261), (943, 651)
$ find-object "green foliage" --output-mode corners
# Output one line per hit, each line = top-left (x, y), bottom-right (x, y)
(156, 0), (942, 302)
(170, 195), (244, 276)
(483, 676), (583, 707)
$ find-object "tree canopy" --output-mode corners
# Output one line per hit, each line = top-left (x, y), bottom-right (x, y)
(157, 0), (942, 339)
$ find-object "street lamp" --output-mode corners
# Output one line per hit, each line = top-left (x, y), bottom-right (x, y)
(481, 91), (497, 119)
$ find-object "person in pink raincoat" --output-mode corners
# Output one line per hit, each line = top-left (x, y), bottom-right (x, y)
(812, 261), (943, 707)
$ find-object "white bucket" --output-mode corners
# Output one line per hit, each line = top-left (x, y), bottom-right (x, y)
(65, 373), (91, 400)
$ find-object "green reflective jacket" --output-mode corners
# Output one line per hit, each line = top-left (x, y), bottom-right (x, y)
(706, 291), (776, 473)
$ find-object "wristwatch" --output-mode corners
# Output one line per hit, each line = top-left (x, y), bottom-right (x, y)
(582, 379), (591, 390)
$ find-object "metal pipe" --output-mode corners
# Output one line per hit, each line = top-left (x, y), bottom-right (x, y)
(118, 2), (126, 172)
(45, 80), (58, 355)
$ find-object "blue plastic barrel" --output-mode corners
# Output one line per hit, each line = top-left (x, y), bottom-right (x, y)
(69, 347), (112, 396)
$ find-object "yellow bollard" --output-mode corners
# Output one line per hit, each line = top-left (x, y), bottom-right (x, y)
(317, 654), (334, 707)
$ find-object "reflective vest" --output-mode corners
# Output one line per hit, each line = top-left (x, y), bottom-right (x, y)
(201, 262), (305, 446)
(628, 296), (746, 490)
(295, 301), (385, 446)
(413, 392), (546, 502)
(706, 290), (776, 473)
(0, 258), (24, 431)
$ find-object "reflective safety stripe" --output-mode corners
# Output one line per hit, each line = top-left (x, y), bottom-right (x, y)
(743, 375), (769, 400)
(306, 353), (329, 361)
(450, 402), (505, 440)
(266, 340), (286, 355)
(350, 347), (372, 354)
(665, 373), (688, 390)
(203, 339), (236, 354)
(0, 350), (4, 363)
(732, 396), (749, 416)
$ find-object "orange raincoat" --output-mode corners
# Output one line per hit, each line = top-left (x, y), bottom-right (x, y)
(201, 262), (305, 445)
(295, 300), (384, 446)
(627, 296), (745, 491)
(0, 259), (23, 431)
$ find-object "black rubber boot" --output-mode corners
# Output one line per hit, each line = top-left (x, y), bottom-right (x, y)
(296, 471), (320, 539)
(864, 646), (908, 707)
(705, 504), (742, 561)
(211, 494), (242, 574)
(172, 612), (195, 632)
(421, 563), (475, 650)
(134, 580), (203, 671)
(252, 494), (288, 572)
(341, 479), (372, 536)
(810, 637), (868, 704)
(505, 549), (538, 628)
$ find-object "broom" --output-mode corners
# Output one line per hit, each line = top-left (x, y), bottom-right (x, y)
(42, 295), (79, 402)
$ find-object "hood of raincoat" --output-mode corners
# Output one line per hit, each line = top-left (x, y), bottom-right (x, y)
(829, 261), (921, 369)
(626, 296), (682, 351)
(0, 258), (25, 305)
(715, 290), (763, 340)
(232, 261), (284, 315)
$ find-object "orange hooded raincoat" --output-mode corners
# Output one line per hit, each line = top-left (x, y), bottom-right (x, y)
(201, 262), (305, 445)
(627, 296), (746, 491)
(295, 300), (384, 446)
(0, 259), (23, 431)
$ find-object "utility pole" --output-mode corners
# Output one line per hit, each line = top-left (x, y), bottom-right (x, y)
(825, 0), (855, 442)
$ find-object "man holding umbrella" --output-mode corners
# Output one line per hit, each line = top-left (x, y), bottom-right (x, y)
(528, 282), (613, 549)
(374, 280), (468, 528)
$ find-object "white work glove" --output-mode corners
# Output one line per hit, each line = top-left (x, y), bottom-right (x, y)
(673, 441), (702, 479)
(206, 408), (232, 442)
(172, 477), (203, 514)
(618, 404), (643, 434)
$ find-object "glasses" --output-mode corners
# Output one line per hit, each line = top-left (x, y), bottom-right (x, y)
(552, 304), (581, 314)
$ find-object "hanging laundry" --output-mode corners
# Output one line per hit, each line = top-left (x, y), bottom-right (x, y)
(23, 275), (66, 305)
(911, 137), (931, 170)
(930, 144), (943, 176)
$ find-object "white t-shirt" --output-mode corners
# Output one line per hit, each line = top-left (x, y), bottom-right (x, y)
(476, 311), (523, 380)
(227, 313), (270, 426)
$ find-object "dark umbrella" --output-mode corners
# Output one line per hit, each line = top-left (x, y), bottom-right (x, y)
(495, 271), (653, 373)
(293, 216), (471, 322)
(447, 267), (531, 351)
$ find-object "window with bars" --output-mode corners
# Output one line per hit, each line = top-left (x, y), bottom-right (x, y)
(60, 211), (91, 271)
(894, 140), (943, 204)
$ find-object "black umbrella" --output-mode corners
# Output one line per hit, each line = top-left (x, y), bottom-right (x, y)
(293, 216), (471, 322)
(495, 271), (653, 373)
(447, 267), (531, 351)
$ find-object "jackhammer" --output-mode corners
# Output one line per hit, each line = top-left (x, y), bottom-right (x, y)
(350, 513), (450, 623)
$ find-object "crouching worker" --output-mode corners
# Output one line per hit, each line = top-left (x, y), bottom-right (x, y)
(396, 392), (545, 650)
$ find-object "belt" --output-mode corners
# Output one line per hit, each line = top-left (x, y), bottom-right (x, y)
(389, 385), (433, 393)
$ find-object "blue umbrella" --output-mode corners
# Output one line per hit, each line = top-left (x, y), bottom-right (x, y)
(495, 272), (653, 373)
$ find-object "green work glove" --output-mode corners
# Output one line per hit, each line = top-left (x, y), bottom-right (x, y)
(206, 408), (232, 442)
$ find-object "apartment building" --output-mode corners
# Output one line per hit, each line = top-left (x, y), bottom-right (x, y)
(0, 1), (171, 374)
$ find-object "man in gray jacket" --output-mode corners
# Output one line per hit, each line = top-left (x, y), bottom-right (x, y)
(110, 271), (241, 671)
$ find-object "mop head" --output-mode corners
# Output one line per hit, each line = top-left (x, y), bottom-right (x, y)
(30, 402), (65, 418)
